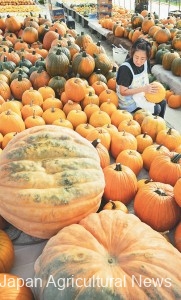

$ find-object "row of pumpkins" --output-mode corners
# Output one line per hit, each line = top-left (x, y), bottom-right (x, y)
(0, 13), (180, 300)
(100, 8), (181, 77)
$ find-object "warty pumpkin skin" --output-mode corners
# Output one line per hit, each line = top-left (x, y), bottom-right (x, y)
(0, 125), (105, 239)
(34, 210), (181, 300)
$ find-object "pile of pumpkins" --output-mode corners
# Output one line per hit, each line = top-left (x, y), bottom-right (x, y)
(100, 8), (181, 77)
(0, 13), (181, 300)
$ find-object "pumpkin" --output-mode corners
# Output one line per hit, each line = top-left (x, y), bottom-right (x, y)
(134, 182), (181, 231)
(103, 199), (128, 212)
(22, 88), (44, 106)
(103, 163), (137, 204)
(174, 177), (181, 207)
(93, 53), (112, 75)
(162, 49), (180, 70)
(0, 230), (14, 272)
(75, 123), (94, 138)
(100, 100), (117, 116)
(84, 103), (100, 120)
(21, 102), (43, 120)
(10, 74), (32, 100)
(102, 123), (118, 137)
(85, 40), (106, 56)
(88, 69), (107, 86)
(153, 26), (171, 44)
(145, 81), (166, 103)
(156, 127), (181, 151)
(149, 152), (181, 186)
(52, 118), (73, 129)
(72, 51), (95, 78)
(63, 100), (82, 116)
(34, 210), (181, 300)
(174, 222), (181, 252)
(111, 131), (137, 159)
(2, 132), (17, 149)
(86, 127), (111, 150)
(42, 96), (63, 111)
(142, 143), (170, 170)
(98, 89), (118, 107)
(75, 31), (93, 50)
(111, 110), (133, 128)
(141, 115), (166, 141)
(0, 110), (25, 136)
(133, 108), (152, 125)
(91, 80), (108, 96)
(89, 110), (111, 128)
(24, 112), (46, 128)
(0, 273), (34, 299)
(48, 76), (66, 98)
(171, 57), (181, 76)
(116, 149), (143, 175)
(38, 86), (55, 101)
(0, 126), (105, 239)
(91, 139), (110, 169)
(136, 132), (153, 153)
(5, 15), (22, 32)
(45, 49), (70, 77)
(30, 67), (51, 90)
(81, 92), (99, 109)
(22, 26), (39, 44)
(66, 109), (87, 129)
(64, 77), (86, 102)
(0, 80), (11, 101)
(167, 94), (181, 109)
(118, 119), (141, 137)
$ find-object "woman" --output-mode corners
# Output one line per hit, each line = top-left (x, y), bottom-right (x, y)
(116, 38), (166, 118)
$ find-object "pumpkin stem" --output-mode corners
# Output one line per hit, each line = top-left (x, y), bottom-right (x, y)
(109, 200), (116, 210)
(156, 144), (163, 150)
(82, 51), (87, 57)
(115, 163), (122, 171)
(92, 139), (101, 148)
(171, 153), (181, 163)
(167, 128), (172, 135)
(155, 188), (167, 196)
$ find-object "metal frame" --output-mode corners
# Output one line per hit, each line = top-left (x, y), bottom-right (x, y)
(113, 0), (181, 17)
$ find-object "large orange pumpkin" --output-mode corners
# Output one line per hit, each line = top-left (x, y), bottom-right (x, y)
(0, 125), (105, 239)
(34, 210), (181, 300)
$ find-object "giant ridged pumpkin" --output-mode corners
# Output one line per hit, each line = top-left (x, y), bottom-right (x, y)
(0, 125), (105, 239)
(34, 210), (181, 300)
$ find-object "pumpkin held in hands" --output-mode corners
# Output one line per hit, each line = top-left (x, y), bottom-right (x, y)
(34, 210), (181, 300)
(145, 81), (166, 103)
(0, 125), (105, 239)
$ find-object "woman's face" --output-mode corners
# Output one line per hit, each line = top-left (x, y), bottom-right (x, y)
(133, 49), (147, 67)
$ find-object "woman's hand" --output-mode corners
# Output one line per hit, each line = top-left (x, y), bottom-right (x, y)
(144, 83), (159, 94)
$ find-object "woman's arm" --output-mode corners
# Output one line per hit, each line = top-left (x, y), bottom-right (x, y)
(119, 83), (159, 96)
